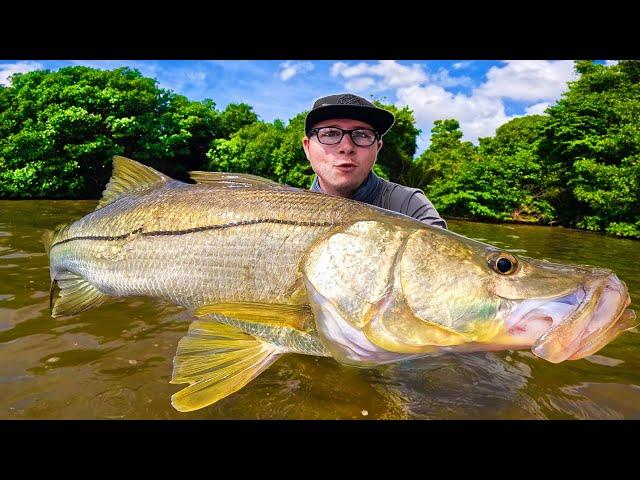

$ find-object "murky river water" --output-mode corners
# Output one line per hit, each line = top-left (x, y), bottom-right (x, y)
(1, 200), (638, 419)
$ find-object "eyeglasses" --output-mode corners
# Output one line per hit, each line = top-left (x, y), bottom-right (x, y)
(309, 127), (380, 147)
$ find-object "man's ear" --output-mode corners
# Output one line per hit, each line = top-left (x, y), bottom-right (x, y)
(377, 139), (384, 153)
(302, 136), (310, 160)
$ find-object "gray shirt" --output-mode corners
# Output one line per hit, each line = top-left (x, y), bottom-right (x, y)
(374, 178), (447, 229)
(310, 172), (447, 229)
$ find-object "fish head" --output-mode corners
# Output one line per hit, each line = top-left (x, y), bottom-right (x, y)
(303, 222), (636, 366)
(368, 227), (637, 363)
(488, 255), (636, 362)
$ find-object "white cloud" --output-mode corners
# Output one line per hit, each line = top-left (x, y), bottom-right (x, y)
(278, 61), (314, 81)
(331, 62), (376, 79)
(329, 60), (578, 151)
(330, 60), (428, 89)
(186, 71), (207, 86)
(605, 60), (619, 66)
(331, 62), (349, 77)
(475, 60), (577, 101)
(397, 84), (513, 147)
(345, 77), (375, 92)
(0, 61), (42, 86)
(431, 68), (473, 88)
(331, 60), (578, 153)
(453, 62), (471, 70)
(525, 102), (550, 115)
(330, 60), (473, 92)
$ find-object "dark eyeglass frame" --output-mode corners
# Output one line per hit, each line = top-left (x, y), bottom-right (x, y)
(308, 127), (380, 147)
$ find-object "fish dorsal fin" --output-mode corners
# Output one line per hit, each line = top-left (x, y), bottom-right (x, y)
(188, 171), (294, 190)
(96, 156), (171, 210)
(170, 319), (281, 412)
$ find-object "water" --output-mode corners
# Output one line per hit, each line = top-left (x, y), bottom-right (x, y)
(1, 200), (639, 419)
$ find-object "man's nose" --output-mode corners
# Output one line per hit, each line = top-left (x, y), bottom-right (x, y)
(338, 133), (356, 153)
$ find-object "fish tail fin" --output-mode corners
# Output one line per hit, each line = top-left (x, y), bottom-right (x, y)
(170, 318), (281, 412)
(50, 271), (109, 318)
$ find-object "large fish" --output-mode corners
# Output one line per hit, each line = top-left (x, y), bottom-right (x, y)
(44, 156), (637, 412)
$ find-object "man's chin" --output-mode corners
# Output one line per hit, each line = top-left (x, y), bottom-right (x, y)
(319, 178), (359, 197)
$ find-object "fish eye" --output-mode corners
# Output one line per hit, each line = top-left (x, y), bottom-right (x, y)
(488, 252), (518, 275)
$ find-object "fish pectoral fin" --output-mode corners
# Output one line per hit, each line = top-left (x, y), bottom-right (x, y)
(170, 319), (281, 412)
(51, 272), (109, 317)
(96, 156), (171, 210)
(194, 302), (313, 331)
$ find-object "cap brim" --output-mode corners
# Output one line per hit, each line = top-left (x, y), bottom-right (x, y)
(305, 105), (395, 136)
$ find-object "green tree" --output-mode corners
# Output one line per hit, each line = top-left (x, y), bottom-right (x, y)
(0, 66), (228, 198)
(417, 115), (555, 223)
(478, 115), (549, 157)
(372, 101), (421, 183)
(217, 103), (258, 138)
(408, 119), (479, 189)
(428, 147), (555, 223)
(206, 113), (315, 188)
(538, 60), (640, 237)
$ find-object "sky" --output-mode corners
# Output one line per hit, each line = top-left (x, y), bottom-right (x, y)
(0, 59), (614, 155)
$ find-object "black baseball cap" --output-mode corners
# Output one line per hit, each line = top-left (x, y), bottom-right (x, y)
(305, 93), (396, 136)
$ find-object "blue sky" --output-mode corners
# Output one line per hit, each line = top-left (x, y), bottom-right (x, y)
(0, 60), (610, 155)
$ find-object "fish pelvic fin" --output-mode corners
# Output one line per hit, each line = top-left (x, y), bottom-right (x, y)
(50, 272), (109, 317)
(96, 156), (171, 210)
(194, 302), (313, 330)
(170, 319), (281, 412)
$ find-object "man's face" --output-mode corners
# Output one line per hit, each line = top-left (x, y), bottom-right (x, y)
(302, 118), (382, 198)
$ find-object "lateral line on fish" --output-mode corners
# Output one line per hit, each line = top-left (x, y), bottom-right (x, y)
(50, 219), (340, 248)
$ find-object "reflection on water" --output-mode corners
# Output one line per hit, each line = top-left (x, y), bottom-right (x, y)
(1, 200), (639, 419)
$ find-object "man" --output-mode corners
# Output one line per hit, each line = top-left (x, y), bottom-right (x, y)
(302, 93), (447, 229)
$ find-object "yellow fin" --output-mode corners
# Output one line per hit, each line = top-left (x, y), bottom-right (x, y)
(194, 302), (312, 330)
(51, 272), (109, 317)
(41, 229), (55, 256)
(188, 170), (296, 190)
(171, 319), (280, 412)
(96, 156), (171, 210)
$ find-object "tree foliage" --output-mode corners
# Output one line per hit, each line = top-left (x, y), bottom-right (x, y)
(427, 148), (555, 223)
(0, 67), (250, 198)
(372, 101), (421, 183)
(413, 117), (552, 223)
(539, 60), (640, 237)
(408, 119), (479, 189)
(206, 113), (315, 188)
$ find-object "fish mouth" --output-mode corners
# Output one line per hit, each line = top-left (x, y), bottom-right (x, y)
(503, 274), (637, 363)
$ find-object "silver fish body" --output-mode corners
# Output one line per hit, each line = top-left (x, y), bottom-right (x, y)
(45, 156), (637, 411)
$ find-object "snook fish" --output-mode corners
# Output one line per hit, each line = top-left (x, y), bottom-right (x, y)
(44, 156), (637, 412)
